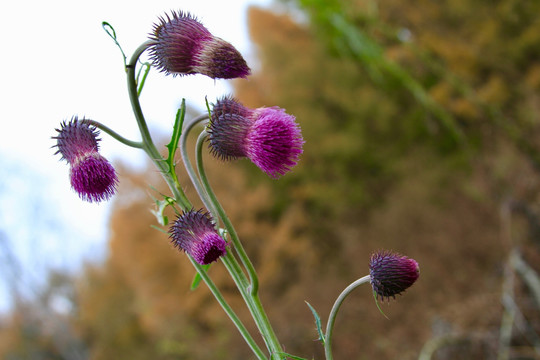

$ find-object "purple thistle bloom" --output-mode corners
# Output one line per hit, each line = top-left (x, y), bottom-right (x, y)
(208, 97), (304, 179)
(369, 250), (419, 301)
(54, 117), (100, 163)
(148, 11), (250, 79)
(53, 117), (118, 203)
(169, 209), (228, 265)
(70, 153), (118, 203)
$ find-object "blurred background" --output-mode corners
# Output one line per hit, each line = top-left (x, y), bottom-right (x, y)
(2, 0), (540, 359)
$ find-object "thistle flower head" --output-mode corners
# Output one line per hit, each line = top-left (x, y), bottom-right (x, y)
(70, 153), (118, 203)
(208, 96), (304, 178)
(169, 209), (227, 265)
(246, 107), (304, 178)
(148, 11), (250, 79)
(369, 250), (419, 301)
(53, 117), (118, 203)
(53, 117), (100, 163)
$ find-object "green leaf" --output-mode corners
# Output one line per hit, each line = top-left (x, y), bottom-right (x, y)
(205, 96), (212, 118)
(191, 264), (212, 290)
(136, 62), (151, 97)
(166, 100), (186, 177)
(101, 21), (127, 68)
(150, 224), (169, 235)
(150, 198), (172, 226)
(305, 301), (325, 344)
(218, 227), (228, 239)
(373, 291), (389, 319)
(275, 352), (312, 360)
(149, 186), (178, 226)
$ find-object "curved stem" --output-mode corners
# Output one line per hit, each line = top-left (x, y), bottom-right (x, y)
(125, 45), (268, 359)
(195, 131), (284, 359)
(126, 41), (191, 209)
(195, 130), (259, 295)
(179, 114), (218, 216)
(126, 41), (155, 147)
(189, 255), (267, 360)
(220, 241), (283, 357)
(179, 119), (278, 356)
(325, 275), (371, 360)
(86, 119), (143, 149)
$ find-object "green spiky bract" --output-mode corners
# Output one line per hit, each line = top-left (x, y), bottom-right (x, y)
(305, 301), (325, 344)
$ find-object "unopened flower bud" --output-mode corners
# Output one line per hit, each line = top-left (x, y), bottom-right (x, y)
(148, 11), (250, 79)
(53, 117), (118, 203)
(169, 209), (227, 265)
(369, 250), (419, 301)
(208, 96), (304, 178)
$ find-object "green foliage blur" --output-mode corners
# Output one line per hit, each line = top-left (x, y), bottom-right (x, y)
(2, 1), (540, 359)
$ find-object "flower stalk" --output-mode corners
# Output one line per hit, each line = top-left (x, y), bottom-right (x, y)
(195, 130), (285, 359)
(126, 41), (191, 210)
(188, 255), (267, 360)
(324, 275), (371, 360)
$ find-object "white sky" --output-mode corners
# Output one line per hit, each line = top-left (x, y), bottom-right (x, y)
(0, 0), (271, 311)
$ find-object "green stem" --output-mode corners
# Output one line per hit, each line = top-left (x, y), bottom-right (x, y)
(179, 118), (274, 356)
(179, 114), (217, 216)
(126, 44), (266, 360)
(195, 131), (284, 359)
(188, 255), (267, 360)
(324, 275), (371, 360)
(194, 130), (259, 295)
(221, 253), (277, 355)
(126, 41), (191, 209)
(86, 119), (143, 149)
(126, 41), (156, 150)
(180, 119), (283, 358)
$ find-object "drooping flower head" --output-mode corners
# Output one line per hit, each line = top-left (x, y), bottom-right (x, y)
(169, 209), (228, 265)
(148, 11), (250, 79)
(208, 96), (304, 178)
(53, 117), (118, 203)
(369, 250), (419, 301)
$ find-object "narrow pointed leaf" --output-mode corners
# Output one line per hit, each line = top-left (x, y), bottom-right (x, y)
(150, 224), (169, 235)
(275, 352), (311, 360)
(166, 100), (186, 175)
(373, 291), (389, 319)
(136, 62), (151, 97)
(305, 301), (325, 343)
(191, 264), (212, 290)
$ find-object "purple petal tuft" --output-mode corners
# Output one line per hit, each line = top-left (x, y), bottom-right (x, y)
(70, 153), (118, 203)
(169, 209), (227, 265)
(246, 107), (304, 179)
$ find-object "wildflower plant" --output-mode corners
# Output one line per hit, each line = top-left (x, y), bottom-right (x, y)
(52, 10), (419, 359)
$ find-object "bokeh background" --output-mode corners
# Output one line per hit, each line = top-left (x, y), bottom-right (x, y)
(2, 0), (540, 359)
